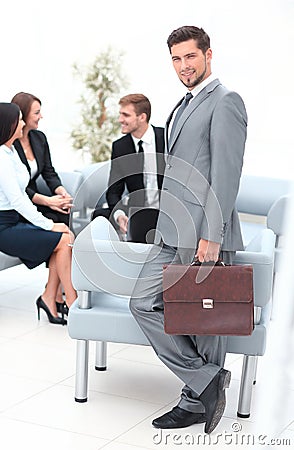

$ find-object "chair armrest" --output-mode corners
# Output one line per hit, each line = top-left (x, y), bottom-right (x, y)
(74, 216), (120, 243)
(267, 194), (291, 237)
(59, 171), (83, 199)
(233, 229), (275, 308)
(72, 217), (155, 295)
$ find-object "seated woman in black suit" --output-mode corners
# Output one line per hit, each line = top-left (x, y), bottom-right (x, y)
(11, 92), (73, 225)
(0, 103), (77, 325)
(11, 92), (73, 311)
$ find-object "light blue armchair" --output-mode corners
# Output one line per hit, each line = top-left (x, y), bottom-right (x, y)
(68, 217), (275, 418)
(72, 162), (110, 234)
(236, 174), (291, 246)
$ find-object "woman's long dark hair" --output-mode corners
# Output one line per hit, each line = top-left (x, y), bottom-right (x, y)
(0, 103), (20, 146)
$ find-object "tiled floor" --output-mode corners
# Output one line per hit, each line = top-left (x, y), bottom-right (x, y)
(0, 264), (293, 449)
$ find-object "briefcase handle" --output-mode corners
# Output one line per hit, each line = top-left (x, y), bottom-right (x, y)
(190, 258), (225, 267)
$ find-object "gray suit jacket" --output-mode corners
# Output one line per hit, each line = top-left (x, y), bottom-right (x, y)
(155, 79), (247, 261)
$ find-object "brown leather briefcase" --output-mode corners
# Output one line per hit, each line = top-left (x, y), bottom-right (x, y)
(162, 262), (254, 336)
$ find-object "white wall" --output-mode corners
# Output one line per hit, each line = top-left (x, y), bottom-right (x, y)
(1, 0), (293, 177)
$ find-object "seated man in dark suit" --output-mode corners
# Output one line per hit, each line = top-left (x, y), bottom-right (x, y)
(92, 93), (165, 243)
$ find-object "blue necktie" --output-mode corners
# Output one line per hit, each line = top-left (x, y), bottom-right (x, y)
(170, 92), (193, 140)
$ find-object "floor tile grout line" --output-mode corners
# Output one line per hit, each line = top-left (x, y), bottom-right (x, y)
(96, 398), (181, 449)
(0, 376), (76, 415)
(0, 414), (112, 443)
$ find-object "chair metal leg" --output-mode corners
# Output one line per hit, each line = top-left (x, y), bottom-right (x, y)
(253, 356), (258, 385)
(75, 339), (89, 403)
(78, 290), (92, 309)
(95, 341), (107, 371)
(73, 291), (92, 402)
(237, 355), (257, 418)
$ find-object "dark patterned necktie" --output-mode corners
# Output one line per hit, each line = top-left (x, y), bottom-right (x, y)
(138, 140), (144, 153)
(170, 92), (193, 140)
(137, 140), (145, 175)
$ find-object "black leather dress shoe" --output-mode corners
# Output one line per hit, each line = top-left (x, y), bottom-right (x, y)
(152, 406), (206, 429)
(199, 368), (231, 434)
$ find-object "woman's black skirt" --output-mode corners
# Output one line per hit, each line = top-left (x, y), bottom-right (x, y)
(0, 210), (62, 269)
(18, 205), (70, 226)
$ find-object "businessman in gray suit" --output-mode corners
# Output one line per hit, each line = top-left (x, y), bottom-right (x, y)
(130, 26), (247, 434)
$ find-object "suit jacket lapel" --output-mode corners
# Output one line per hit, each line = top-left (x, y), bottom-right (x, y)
(124, 133), (144, 186)
(167, 79), (221, 153)
(123, 133), (136, 155)
(28, 131), (42, 178)
(165, 97), (184, 151)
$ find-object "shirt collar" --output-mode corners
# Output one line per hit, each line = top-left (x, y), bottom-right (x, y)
(1, 144), (14, 153)
(189, 73), (217, 98)
(131, 124), (153, 147)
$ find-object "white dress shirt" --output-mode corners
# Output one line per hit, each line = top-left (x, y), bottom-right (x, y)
(0, 145), (53, 230)
(27, 158), (38, 178)
(132, 125), (159, 208)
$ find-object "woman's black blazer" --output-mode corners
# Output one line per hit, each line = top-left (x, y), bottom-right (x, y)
(14, 130), (62, 201)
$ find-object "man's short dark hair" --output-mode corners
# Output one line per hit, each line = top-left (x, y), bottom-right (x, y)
(167, 26), (210, 54)
(119, 94), (151, 122)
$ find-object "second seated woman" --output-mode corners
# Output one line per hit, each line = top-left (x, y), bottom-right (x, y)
(11, 91), (73, 225)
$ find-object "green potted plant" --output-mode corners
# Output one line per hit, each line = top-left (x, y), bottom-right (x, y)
(71, 47), (129, 162)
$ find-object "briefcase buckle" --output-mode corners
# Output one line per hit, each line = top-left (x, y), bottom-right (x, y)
(202, 298), (214, 309)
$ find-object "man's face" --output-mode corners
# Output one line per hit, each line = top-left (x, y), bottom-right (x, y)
(171, 39), (212, 90)
(118, 103), (141, 135)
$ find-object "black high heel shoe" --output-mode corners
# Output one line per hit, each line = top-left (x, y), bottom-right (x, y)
(36, 297), (67, 325)
(56, 301), (69, 316)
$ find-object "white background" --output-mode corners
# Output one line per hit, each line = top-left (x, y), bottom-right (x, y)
(1, 0), (293, 178)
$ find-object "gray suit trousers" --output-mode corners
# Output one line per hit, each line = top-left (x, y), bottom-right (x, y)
(130, 243), (233, 413)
